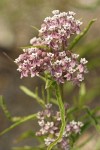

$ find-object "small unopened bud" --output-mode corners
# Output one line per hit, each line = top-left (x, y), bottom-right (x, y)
(42, 52), (47, 57)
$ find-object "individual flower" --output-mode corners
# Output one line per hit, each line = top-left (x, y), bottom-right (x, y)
(44, 137), (55, 146)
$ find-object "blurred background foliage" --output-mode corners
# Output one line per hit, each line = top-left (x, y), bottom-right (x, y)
(0, 0), (100, 150)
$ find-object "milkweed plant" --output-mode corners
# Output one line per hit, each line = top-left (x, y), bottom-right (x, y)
(0, 10), (99, 150)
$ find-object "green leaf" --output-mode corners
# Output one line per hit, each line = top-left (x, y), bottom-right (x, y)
(0, 96), (27, 122)
(0, 113), (36, 136)
(77, 39), (100, 57)
(78, 83), (86, 107)
(45, 73), (56, 103)
(81, 121), (91, 133)
(45, 72), (55, 89)
(31, 25), (39, 31)
(92, 106), (100, 114)
(50, 98), (58, 105)
(83, 106), (99, 130)
(20, 86), (45, 107)
(67, 107), (78, 115)
(45, 79), (55, 89)
(38, 75), (46, 82)
(79, 83), (86, 96)
(69, 19), (96, 50)
(47, 84), (66, 150)
(16, 130), (44, 143)
(78, 135), (93, 148)
(16, 130), (36, 142)
(0, 96), (12, 121)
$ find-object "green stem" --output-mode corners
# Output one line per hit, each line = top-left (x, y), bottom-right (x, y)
(60, 84), (64, 102)
(47, 83), (66, 150)
(47, 88), (50, 104)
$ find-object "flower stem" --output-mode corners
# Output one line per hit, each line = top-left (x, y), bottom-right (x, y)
(47, 88), (50, 104)
(47, 83), (66, 150)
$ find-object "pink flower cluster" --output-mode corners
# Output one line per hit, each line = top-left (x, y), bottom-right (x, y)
(15, 47), (88, 84)
(31, 10), (82, 51)
(36, 104), (83, 150)
(15, 48), (48, 78)
(15, 10), (88, 84)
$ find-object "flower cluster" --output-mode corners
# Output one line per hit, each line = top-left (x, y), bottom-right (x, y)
(15, 48), (49, 78)
(15, 47), (88, 84)
(15, 10), (88, 84)
(31, 10), (82, 51)
(36, 104), (83, 150)
(47, 51), (88, 84)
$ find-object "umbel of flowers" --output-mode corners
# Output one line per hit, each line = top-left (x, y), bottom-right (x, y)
(15, 10), (88, 84)
(36, 104), (83, 150)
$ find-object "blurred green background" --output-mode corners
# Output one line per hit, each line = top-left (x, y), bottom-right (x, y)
(0, 0), (100, 150)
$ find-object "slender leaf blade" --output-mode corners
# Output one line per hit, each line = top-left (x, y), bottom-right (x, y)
(0, 96), (12, 121)
(0, 114), (36, 136)
(20, 86), (45, 107)
(69, 19), (96, 50)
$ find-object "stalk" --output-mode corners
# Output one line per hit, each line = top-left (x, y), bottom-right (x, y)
(47, 83), (66, 150)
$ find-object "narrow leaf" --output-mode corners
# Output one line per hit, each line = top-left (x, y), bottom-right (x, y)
(16, 130), (44, 143)
(67, 107), (78, 115)
(0, 96), (27, 122)
(16, 130), (36, 142)
(77, 39), (100, 57)
(45, 79), (54, 89)
(69, 19), (96, 50)
(78, 135), (93, 148)
(0, 114), (36, 136)
(20, 86), (45, 107)
(0, 96), (12, 121)
(31, 25), (39, 31)
(83, 106), (99, 130)
(38, 75), (46, 82)
(78, 83), (86, 106)
(50, 98), (58, 105)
